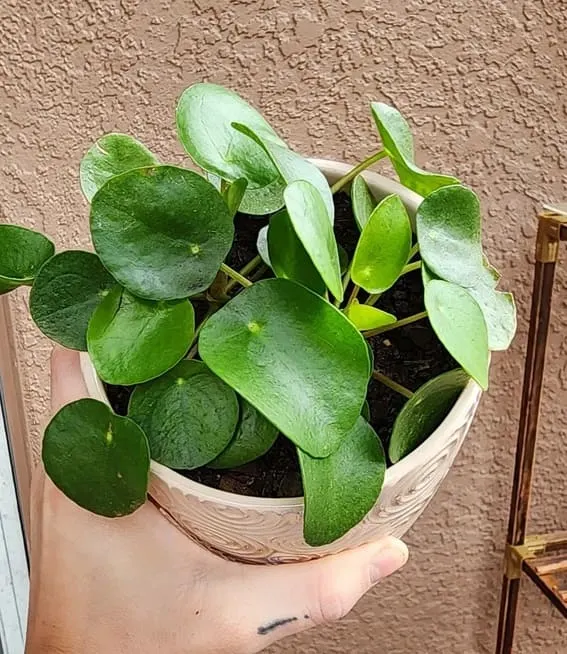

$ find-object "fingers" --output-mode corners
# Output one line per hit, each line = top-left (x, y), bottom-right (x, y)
(216, 537), (408, 652)
(50, 346), (89, 411)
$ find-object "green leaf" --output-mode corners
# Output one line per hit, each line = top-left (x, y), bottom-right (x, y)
(0, 225), (54, 294)
(389, 369), (470, 463)
(256, 226), (271, 267)
(176, 83), (286, 215)
(422, 248), (516, 352)
(209, 398), (279, 469)
(268, 210), (325, 295)
(361, 400), (371, 421)
(468, 279), (517, 351)
(416, 184), (484, 287)
(239, 177), (287, 216)
(351, 174), (376, 230)
(223, 178), (248, 218)
(30, 251), (116, 350)
(42, 398), (149, 517)
(345, 300), (396, 331)
(351, 194), (412, 294)
(79, 133), (158, 202)
(199, 278), (370, 458)
(421, 262), (436, 286)
(284, 180), (343, 300)
(232, 122), (334, 222)
(298, 417), (386, 546)
(366, 343), (374, 375)
(371, 103), (459, 196)
(338, 244), (349, 274)
(90, 165), (234, 301)
(87, 286), (194, 385)
(424, 279), (489, 389)
(128, 361), (238, 469)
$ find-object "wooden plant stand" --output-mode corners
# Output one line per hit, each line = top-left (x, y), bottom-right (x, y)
(495, 203), (567, 653)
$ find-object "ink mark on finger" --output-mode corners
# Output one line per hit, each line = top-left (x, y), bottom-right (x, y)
(257, 617), (298, 635)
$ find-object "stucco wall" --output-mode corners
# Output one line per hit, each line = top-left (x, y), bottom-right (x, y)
(1, 1), (566, 652)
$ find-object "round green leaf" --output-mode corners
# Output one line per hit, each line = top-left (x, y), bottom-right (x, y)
(268, 211), (326, 295)
(425, 280), (489, 389)
(223, 178), (248, 218)
(240, 176), (288, 216)
(209, 398), (279, 469)
(351, 194), (412, 294)
(298, 417), (386, 546)
(371, 102), (459, 196)
(90, 165), (234, 301)
(466, 262), (516, 351)
(80, 133), (158, 202)
(421, 237), (517, 350)
(257, 225), (271, 267)
(199, 278), (371, 458)
(366, 343), (374, 376)
(30, 251), (116, 350)
(284, 180), (343, 300)
(87, 286), (194, 385)
(361, 400), (371, 422)
(338, 244), (349, 274)
(416, 184), (484, 288)
(176, 83), (286, 215)
(0, 225), (54, 294)
(468, 283), (516, 351)
(389, 369), (470, 463)
(232, 122), (334, 222)
(42, 398), (150, 517)
(421, 261), (436, 286)
(128, 361), (238, 469)
(345, 299), (396, 331)
(351, 174), (376, 231)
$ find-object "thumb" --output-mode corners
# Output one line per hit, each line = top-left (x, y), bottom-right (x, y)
(224, 536), (408, 652)
(50, 346), (89, 411)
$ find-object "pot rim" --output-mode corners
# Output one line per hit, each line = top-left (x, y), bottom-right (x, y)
(79, 157), (483, 510)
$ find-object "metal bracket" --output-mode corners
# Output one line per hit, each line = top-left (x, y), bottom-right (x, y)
(538, 204), (567, 262)
(504, 533), (567, 580)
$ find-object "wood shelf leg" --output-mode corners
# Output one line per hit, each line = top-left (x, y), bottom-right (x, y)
(496, 576), (521, 654)
(495, 217), (559, 654)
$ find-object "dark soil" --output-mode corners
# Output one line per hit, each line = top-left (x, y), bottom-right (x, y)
(104, 192), (455, 499)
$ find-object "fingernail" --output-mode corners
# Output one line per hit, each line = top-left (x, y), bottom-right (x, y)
(370, 539), (409, 583)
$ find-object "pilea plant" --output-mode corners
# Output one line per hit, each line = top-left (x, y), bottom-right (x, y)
(0, 83), (516, 546)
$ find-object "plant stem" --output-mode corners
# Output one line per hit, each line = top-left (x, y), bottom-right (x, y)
(186, 343), (199, 360)
(365, 293), (380, 306)
(364, 310), (428, 338)
(186, 305), (217, 359)
(331, 149), (387, 194)
(401, 260), (421, 275)
(220, 263), (253, 288)
(225, 255), (262, 292)
(345, 284), (360, 310)
(250, 264), (268, 282)
(372, 370), (414, 399)
(407, 243), (420, 261)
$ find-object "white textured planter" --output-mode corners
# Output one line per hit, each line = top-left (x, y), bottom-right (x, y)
(80, 160), (482, 564)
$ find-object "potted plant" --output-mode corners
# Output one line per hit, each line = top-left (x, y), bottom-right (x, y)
(0, 83), (516, 563)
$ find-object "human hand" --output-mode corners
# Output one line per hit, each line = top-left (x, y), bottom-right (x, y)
(25, 347), (408, 654)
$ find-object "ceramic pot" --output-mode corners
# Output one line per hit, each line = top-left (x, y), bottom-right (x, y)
(79, 159), (482, 564)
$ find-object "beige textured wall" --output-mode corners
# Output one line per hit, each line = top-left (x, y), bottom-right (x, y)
(1, 1), (566, 652)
